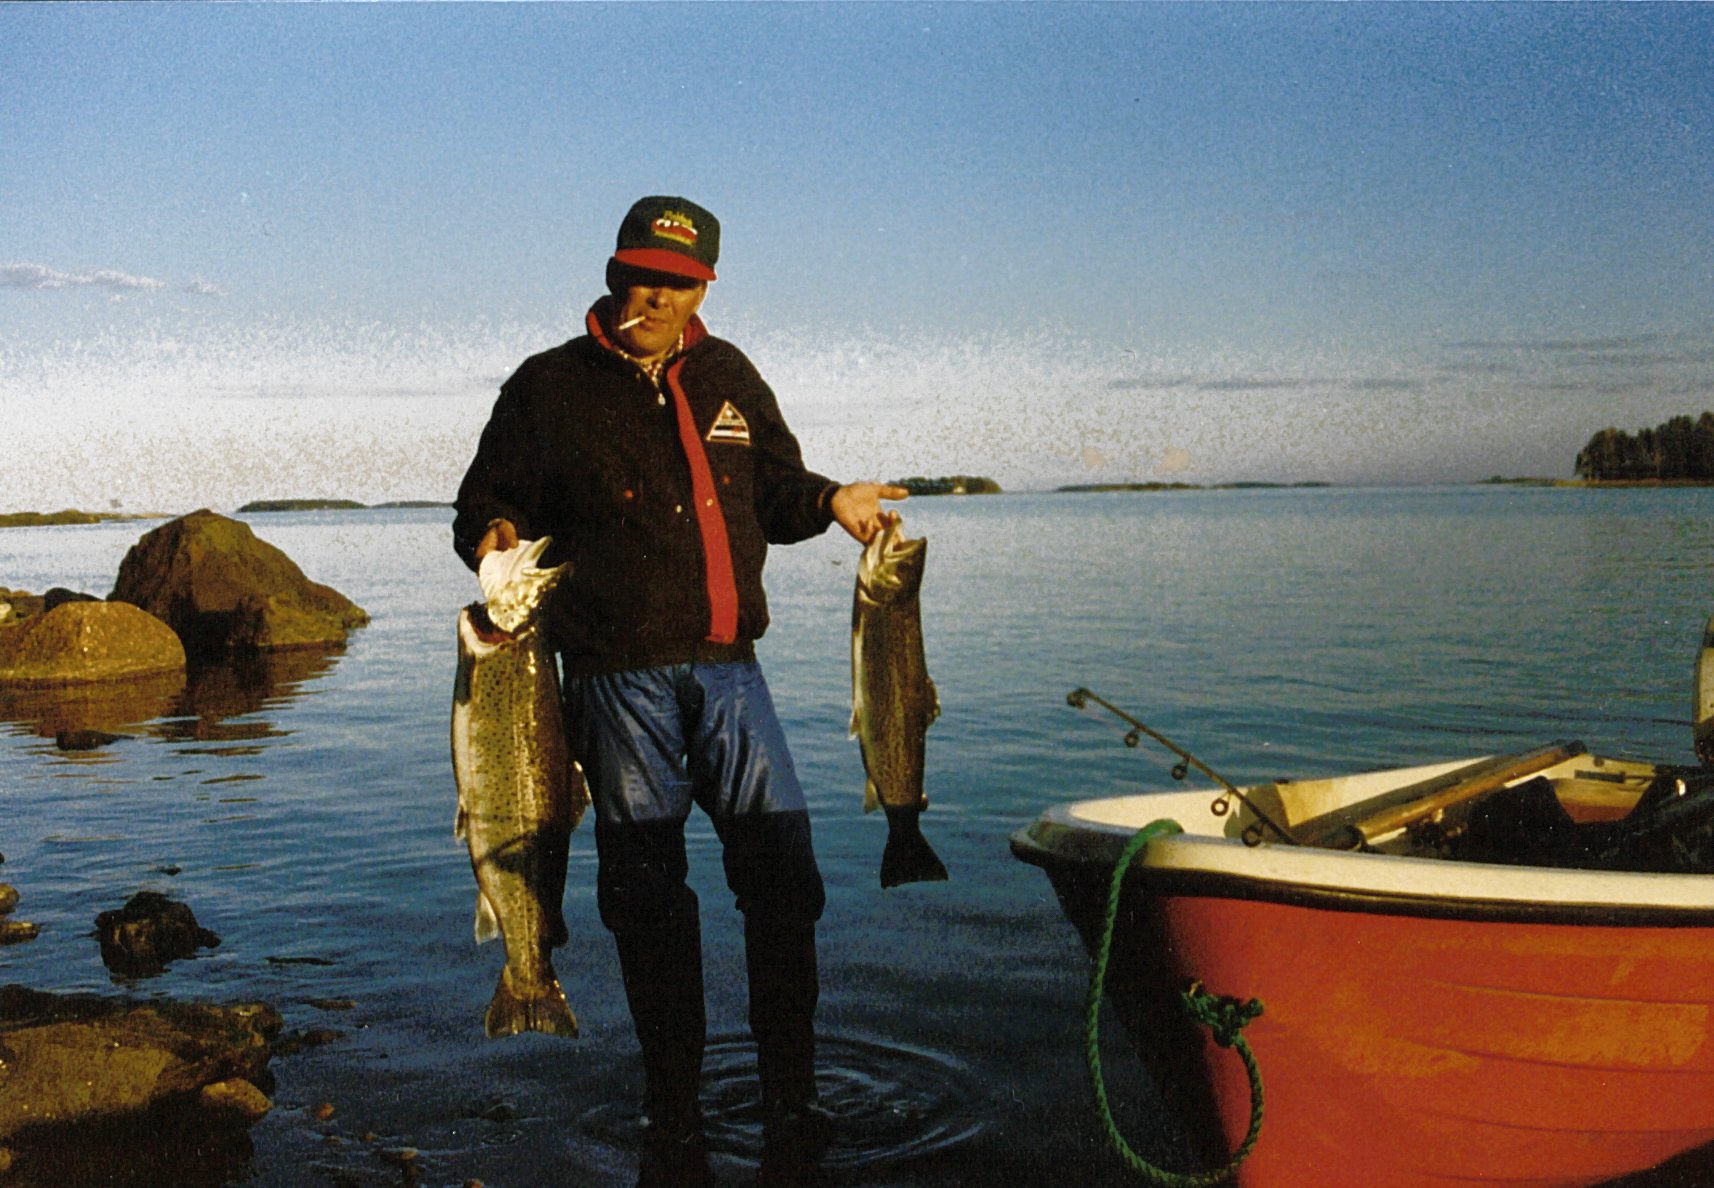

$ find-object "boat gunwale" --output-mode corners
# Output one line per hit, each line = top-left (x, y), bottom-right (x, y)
(1013, 823), (1714, 927)
(1013, 764), (1714, 924)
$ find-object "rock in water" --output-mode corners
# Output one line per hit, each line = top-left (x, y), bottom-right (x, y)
(54, 729), (127, 751)
(0, 588), (45, 623)
(0, 986), (281, 1146)
(93, 891), (221, 976)
(0, 885), (32, 946)
(199, 1077), (274, 1122)
(0, 922), (39, 945)
(109, 509), (368, 657)
(0, 602), (185, 688)
(41, 588), (97, 613)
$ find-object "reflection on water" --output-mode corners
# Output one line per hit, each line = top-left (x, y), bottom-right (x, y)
(0, 643), (347, 749)
(0, 671), (185, 744)
(164, 645), (346, 742)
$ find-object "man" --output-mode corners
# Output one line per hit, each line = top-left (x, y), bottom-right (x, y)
(453, 195), (905, 1187)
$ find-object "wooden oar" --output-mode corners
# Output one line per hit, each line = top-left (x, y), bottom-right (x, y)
(1295, 740), (1586, 851)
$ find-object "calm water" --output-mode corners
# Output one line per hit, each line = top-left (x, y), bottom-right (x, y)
(3, 487), (1713, 1187)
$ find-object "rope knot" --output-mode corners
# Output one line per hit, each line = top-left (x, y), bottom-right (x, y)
(1084, 819), (1268, 1183)
(1180, 983), (1264, 1048)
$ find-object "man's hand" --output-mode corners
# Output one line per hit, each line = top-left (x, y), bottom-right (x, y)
(475, 518), (519, 561)
(831, 483), (909, 544)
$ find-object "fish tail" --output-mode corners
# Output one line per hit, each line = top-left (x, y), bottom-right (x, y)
(880, 805), (949, 889)
(484, 967), (579, 1039)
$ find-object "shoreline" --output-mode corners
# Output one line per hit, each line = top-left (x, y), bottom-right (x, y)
(0, 511), (165, 529)
(0, 503), (452, 528)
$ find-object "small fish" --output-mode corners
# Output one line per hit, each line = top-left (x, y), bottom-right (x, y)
(452, 537), (587, 1037)
(851, 515), (949, 889)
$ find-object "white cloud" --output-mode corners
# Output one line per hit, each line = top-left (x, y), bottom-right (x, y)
(1, 263), (168, 293)
(0, 311), (1709, 511)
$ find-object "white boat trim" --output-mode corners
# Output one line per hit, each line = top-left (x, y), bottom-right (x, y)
(1039, 753), (1714, 915)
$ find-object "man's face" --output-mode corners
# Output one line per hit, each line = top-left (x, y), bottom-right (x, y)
(614, 277), (707, 360)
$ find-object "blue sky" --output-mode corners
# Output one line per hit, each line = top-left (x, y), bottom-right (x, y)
(3, 3), (1711, 510)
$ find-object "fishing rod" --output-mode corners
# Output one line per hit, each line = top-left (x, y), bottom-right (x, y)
(1066, 687), (1300, 846)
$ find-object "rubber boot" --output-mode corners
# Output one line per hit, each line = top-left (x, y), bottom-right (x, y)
(616, 918), (714, 1188)
(746, 919), (831, 1185)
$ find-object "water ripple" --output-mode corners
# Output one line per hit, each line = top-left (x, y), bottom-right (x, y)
(577, 1033), (989, 1173)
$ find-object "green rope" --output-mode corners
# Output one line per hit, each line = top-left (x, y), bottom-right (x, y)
(1085, 818), (1266, 1186)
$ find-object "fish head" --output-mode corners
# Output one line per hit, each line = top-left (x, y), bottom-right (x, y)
(856, 516), (927, 603)
(477, 536), (569, 633)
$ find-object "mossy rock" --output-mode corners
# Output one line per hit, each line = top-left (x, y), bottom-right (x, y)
(0, 602), (185, 688)
(0, 986), (281, 1145)
(109, 510), (368, 657)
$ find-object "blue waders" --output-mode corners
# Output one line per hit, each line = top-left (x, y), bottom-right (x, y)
(563, 661), (828, 1186)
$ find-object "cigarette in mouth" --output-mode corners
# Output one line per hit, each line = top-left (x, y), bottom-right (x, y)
(616, 315), (645, 331)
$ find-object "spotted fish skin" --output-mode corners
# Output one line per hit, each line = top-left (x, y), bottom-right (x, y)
(451, 537), (586, 1038)
(851, 517), (948, 889)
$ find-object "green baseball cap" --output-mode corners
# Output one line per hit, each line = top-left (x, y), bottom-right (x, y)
(612, 195), (719, 282)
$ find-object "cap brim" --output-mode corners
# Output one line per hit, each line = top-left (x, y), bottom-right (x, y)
(612, 248), (716, 282)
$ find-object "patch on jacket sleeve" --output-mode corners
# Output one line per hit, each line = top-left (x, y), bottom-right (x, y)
(705, 401), (752, 445)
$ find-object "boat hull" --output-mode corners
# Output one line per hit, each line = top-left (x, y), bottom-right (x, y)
(1156, 894), (1714, 1188)
(1014, 763), (1714, 1188)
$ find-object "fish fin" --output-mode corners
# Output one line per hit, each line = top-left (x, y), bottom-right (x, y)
(454, 804), (468, 841)
(880, 806), (949, 889)
(484, 967), (578, 1039)
(453, 634), (474, 704)
(928, 678), (941, 726)
(850, 615), (864, 726)
(473, 892), (501, 944)
(567, 761), (591, 832)
(863, 777), (881, 814)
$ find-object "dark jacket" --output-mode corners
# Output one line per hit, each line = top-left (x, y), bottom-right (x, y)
(453, 303), (839, 673)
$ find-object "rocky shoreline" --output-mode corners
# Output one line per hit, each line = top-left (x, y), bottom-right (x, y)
(0, 986), (279, 1166)
(0, 864), (417, 1187)
(0, 512), (374, 1181)
(0, 883), (283, 1182)
(1, 509), (368, 689)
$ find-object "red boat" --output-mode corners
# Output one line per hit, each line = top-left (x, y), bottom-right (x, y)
(1014, 711), (1714, 1187)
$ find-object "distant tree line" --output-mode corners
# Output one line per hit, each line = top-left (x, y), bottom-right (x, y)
(891, 475), (1002, 496)
(1575, 413), (1714, 482)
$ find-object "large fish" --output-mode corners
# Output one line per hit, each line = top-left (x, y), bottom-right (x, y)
(851, 515), (949, 888)
(452, 537), (586, 1037)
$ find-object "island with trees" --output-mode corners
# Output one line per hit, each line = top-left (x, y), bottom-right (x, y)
(0, 509), (159, 528)
(235, 499), (450, 512)
(236, 499), (367, 513)
(891, 475), (1002, 496)
(1055, 481), (1330, 493)
(1575, 413), (1714, 483)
